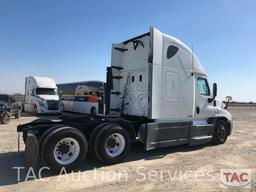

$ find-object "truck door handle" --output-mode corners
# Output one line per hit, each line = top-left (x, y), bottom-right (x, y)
(196, 106), (200, 114)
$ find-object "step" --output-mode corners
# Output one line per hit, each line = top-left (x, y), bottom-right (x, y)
(112, 76), (123, 79)
(193, 124), (215, 128)
(190, 124), (214, 137)
(191, 135), (212, 140)
(111, 66), (123, 70)
(189, 135), (212, 146)
(111, 91), (121, 95)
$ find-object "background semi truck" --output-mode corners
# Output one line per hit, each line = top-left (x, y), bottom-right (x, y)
(24, 76), (61, 114)
(18, 28), (232, 172)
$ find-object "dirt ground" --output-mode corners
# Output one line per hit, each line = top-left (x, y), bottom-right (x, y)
(0, 110), (255, 192)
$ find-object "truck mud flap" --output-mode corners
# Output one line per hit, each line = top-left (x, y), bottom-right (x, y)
(24, 132), (41, 171)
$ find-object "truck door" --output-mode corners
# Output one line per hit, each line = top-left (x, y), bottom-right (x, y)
(189, 76), (216, 145)
(194, 76), (215, 120)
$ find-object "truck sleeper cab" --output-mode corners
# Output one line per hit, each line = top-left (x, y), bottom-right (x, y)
(18, 28), (232, 172)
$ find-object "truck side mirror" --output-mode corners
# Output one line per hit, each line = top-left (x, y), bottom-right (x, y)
(213, 83), (217, 97)
(32, 89), (36, 96)
(224, 96), (232, 109)
(226, 96), (232, 101)
(59, 90), (63, 97)
(208, 83), (217, 103)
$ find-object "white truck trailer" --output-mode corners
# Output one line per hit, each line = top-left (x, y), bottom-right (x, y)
(24, 76), (61, 114)
(18, 28), (232, 172)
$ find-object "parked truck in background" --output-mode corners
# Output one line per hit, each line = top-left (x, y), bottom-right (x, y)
(24, 76), (61, 115)
(58, 81), (105, 115)
(18, 28), (232, 172)
(0, 94), (21, 124)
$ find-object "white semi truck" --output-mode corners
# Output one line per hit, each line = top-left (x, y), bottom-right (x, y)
(18, 28), (232, 172)
(24, 76), (61, 114)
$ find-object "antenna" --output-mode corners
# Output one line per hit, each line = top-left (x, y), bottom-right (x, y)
(191, 43), (194, 76)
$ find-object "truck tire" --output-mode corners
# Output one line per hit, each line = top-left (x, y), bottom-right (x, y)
(15, 110), (21, 119)
(1, 113), (11, 124)
(94, 124), (130, 165)
(212, 120), (228, 145)
(39, 124), (68, 158)
(89, 122), (112, 158)
(42, 127), (88, 172)
(39, 125), (67, 148)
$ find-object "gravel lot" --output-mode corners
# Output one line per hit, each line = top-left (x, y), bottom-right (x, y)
(0, 110), (255, 192)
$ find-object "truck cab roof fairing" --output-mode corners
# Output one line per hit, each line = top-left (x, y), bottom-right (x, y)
(150, 27), (207, 76)
(30, 76), (57, 89)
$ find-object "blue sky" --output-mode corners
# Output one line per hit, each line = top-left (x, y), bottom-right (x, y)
(0, 0), (255, 101)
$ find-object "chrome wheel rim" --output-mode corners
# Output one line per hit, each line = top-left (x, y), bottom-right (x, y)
(105, 133), (125, 157)
(54, 137), (80, 165)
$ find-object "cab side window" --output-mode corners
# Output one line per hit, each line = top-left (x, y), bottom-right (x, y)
(197, 78), (210, 96)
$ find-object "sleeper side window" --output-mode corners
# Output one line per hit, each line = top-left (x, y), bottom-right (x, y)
(132, 76), (135, 82)
(139, 75), (142, 82)
(167, 45), (179, 59)
(197, 78), (210, 96)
